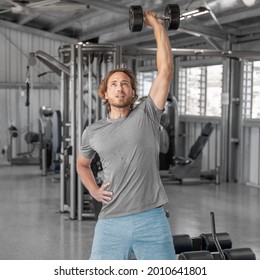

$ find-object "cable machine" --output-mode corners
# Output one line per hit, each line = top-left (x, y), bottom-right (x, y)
(58, 43), (121, 220)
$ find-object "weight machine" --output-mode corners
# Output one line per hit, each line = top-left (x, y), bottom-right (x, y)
(33, 43), (121, 220)
(6, 63), (40, 166)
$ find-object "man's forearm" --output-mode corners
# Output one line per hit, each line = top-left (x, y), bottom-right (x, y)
(77, 164), (100, 196)
(154, 24), (174, 79)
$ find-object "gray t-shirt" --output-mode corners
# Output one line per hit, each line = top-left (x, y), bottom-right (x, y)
(80, 95), (168, 218)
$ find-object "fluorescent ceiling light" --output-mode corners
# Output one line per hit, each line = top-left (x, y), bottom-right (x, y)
(180, 7), (210, 21)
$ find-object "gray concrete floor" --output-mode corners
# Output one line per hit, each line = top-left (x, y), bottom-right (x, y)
(0, 157), (260, 260)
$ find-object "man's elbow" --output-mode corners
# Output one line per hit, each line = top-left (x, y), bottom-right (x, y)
(76, 159), (82, 175)
(76, 155), (91, 174)
(165, 68), (174, 83)
(169, 61), (174, 77)
(161, 63), (174, 81)
(167, 69), (174, 81)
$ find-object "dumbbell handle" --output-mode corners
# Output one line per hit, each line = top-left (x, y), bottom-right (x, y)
(157, 15), (170, 20)
(145, 14), (170, 21)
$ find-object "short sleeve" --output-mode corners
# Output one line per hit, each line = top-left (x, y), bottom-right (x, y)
(137, 95), (163, 124)
(80, 127), (96, 159)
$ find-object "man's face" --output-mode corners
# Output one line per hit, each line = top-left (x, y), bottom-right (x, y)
(105, 72), (135, 110)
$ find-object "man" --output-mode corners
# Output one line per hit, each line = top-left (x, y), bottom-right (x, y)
(77, 10), (175, 260)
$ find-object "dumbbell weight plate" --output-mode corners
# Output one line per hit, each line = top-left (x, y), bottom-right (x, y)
(129, 5), (143, 32)
(165, 4), (180, 30)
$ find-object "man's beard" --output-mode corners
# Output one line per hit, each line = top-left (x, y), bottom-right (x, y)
(108, 95), (133, 109)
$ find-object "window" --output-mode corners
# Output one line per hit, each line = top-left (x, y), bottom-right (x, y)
(186, 67), (203, 115)
(137, 71), (157, 97)
(179, 65), (223, 117)
(137, 64), (223, 117)
(252, 61), (260, 118)
(242, 61), (253, 118)
(206, 65), (222, 117)
(243, 60), (260, 119)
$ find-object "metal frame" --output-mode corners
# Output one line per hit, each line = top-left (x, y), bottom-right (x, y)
(58, 43), (120, 220)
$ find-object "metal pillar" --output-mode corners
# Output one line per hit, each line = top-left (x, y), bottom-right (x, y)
(77, 44), (83, 221)
(69, 44), (77, 220)
(60, 71), (65, 213)
(221, 58), (230, 182)
(228, 59), (243, 183)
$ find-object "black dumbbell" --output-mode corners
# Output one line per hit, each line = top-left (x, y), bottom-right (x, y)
(129, 4), (180, 32)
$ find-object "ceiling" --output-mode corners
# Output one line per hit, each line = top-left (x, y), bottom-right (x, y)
(1, 0), (260, 50)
